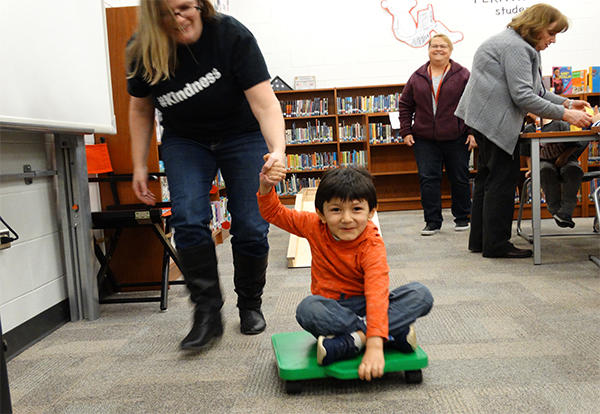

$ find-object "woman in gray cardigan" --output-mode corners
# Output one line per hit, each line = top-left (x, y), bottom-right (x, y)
(455, 3), (592, 259)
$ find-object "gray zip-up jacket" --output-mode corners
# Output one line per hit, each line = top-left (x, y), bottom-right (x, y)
(455, 28), (566, 155)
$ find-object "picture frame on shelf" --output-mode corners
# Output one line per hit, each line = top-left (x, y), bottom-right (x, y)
(294, 76), (317, 90)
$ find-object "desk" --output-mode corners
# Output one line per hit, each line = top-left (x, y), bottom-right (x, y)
(520, 128), (600, 264)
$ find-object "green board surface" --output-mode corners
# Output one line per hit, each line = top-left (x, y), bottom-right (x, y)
(272, 331), (428, 381)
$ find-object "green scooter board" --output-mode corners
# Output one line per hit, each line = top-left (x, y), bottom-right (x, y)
(271, 331), (428, 394)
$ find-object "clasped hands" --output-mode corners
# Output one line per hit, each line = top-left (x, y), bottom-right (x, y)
(259, 152), (286, 191)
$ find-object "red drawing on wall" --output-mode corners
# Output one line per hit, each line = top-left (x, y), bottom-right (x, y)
(381, 0), (464, 48)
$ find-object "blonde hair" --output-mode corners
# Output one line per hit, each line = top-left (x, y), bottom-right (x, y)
(508, 3), (568, 47)
(428, 34), (453, 52)
(126, 0), (216, 85)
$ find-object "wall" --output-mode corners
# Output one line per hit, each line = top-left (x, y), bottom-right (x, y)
(230, 0), (598, 88)
(107, 1), (598, 87)
(0, 131), (67, 332)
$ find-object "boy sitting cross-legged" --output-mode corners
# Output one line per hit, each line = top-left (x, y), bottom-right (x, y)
(257, 161), (433, 381)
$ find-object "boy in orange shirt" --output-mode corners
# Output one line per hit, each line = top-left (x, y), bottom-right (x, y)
(258, 163), (433, 381)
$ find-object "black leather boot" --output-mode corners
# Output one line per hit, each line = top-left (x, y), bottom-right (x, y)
(233, 252), (268, 335)
(180, 307), (223, 351)
(178, 242), (224, 350)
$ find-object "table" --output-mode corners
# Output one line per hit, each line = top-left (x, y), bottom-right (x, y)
(519, 128), (600, 264)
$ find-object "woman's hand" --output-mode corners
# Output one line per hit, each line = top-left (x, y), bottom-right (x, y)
(404, 134), (415, 146)
(465, 134), (477, 151)
(260, 152), (286, 190)
(562, 108), (592, 128)
(563, 99), (591, 111)
(132, 166), (156, 205)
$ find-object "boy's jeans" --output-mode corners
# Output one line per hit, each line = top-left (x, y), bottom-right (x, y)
(295, 282), (433, 340)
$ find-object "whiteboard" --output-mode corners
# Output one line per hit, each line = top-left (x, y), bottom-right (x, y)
(0, 0), (116, 134)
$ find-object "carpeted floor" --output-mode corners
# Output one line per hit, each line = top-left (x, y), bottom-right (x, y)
(6, 210), (600, 413)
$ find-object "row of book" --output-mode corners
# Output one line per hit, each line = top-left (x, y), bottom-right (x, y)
(285, 121), (334, 144)
(368, 123), (401, 143)
(549, 66), (600, 94)
(280, 98), (329, 117)
(339, 150), (367, 168)
(336, 93), (401, 114)
(275, 174), (321, 196)
(286, 152), (338, 171)
(589, 141), (599, 163)
(339, 122), (366, 141)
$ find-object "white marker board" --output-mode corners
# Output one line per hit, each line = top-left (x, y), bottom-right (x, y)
(0, 0), (116, 134)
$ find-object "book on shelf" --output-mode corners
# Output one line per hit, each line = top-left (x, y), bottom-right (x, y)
(286, 120), (334, 144)
(542, 75), (552, 90)
(571, 69), (587, 94)
(552, 66), (572, 94)
(589, 66), (600, 93)
(210, 196), (229, 231)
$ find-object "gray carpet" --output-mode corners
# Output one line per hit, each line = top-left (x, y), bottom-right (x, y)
(6, 210), (600, 413)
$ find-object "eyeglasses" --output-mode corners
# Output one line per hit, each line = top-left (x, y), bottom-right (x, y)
(161, 5), (201, 20)
(429, 44), (449, 50)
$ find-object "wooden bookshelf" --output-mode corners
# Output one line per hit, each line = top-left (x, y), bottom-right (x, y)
(276, 83), (457, 211)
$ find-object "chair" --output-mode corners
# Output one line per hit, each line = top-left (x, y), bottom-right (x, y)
(589, 178), (600, 267)
(86, 143), (185, 310)
(516, 171), (600, 242)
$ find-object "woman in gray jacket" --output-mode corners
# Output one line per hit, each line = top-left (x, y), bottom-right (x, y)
(455, 3), (592, 258)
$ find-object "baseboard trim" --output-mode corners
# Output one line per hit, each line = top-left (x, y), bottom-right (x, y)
(4, 300), (70, 361)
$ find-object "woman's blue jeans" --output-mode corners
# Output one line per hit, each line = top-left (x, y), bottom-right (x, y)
(160, 131), (270, 257)
(295, 282), (433, 340)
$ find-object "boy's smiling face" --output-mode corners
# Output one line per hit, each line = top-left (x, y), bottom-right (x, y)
(317, 198), (375, 241)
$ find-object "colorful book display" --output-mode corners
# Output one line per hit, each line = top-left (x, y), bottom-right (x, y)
(552, 66), (572, 94)
(571, 69), (587, 94)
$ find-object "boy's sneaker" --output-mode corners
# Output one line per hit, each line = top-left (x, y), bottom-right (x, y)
(389, 324), (418, 354)
(421, 223), (441, 236)
(553, 213), (575, 228)
(316, 333), (360, 366)
(454, 220), (470, 232)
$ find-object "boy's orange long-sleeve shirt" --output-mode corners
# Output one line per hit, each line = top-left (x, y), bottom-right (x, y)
(258, 188), (390, 339)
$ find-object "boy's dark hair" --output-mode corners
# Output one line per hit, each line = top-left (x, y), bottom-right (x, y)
(315, 167), (377, 212)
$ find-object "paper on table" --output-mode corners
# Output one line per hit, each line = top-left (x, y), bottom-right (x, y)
(389, 112), (400, 129)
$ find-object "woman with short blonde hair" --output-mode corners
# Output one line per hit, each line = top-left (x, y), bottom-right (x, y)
(399, 33), (474, 236)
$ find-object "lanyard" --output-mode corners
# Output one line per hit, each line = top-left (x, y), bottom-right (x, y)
(428, 63), (450, 105)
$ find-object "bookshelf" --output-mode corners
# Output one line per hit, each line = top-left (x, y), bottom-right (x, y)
(275, 84), (441, 211)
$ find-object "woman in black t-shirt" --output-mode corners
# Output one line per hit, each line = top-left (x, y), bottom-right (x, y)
(126, 0), (286, 351)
